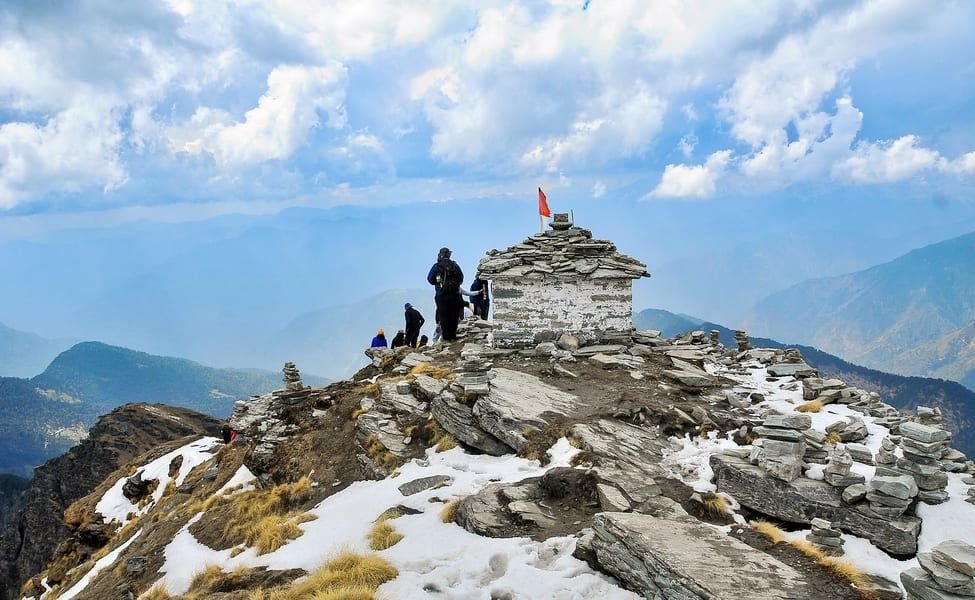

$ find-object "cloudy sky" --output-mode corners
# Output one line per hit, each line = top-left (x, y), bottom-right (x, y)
(1, 0), (973, 220)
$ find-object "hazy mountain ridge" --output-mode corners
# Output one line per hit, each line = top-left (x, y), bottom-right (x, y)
(0, 323), (74, 378)
(742, 231), (975, 389)
(0, 342), (318, 476)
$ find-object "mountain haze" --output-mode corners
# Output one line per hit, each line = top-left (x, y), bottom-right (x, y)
(0, 342), (312, 476)
(0, 323), (73, 378)
(743, 231), (975, 389)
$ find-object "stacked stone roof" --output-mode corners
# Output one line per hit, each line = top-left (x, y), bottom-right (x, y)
(477, 227), (650, 280)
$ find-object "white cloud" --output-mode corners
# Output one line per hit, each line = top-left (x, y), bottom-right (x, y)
(651, 150), (732, 199)
(679, 134), (698, 159)
(0, 101), (126, 208)
(837, 135), (943, 183)
(592, 180), (606, 198)
(167, 64), (348, 167)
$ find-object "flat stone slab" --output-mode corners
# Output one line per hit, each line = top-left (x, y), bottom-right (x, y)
(902, 567), (973, 600)
(711, 454), (921, 554)
(586, 512), (816, 599)
(767, 362), (816, 377)
(398, 475), (452, 496)
(377, 382), (427, 415)
(573, 344), (626, 357)
(933, 540), (975, 577)
(571, 419), (668, 505)
(472, 368), (587, 452)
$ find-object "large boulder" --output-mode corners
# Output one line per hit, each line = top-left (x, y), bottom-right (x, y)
(570, 419), (668, 506)
(430, 393), (512, 456)
(581, 512), (817, 599)
(711, 453), (921, 554)
(471, 368), (588, 451)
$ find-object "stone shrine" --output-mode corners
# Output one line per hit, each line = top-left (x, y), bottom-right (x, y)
(477, 220), (650, 347)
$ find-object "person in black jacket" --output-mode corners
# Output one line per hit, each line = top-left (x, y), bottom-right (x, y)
(404, 303), (425, 347)
(390, 330), (406, 349)
(426, 247), (464, 341)
(469, 276), (490, 319)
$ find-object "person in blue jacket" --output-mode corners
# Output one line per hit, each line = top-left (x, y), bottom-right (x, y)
(427, 247), (464, 341)
(370, 329), (388, 348)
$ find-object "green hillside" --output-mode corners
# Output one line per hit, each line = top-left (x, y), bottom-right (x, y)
(0, 342), (320, 476)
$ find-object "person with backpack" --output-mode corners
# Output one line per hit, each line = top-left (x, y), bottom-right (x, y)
(404, 303), (425, 348)
(390, 330), (406, 349)
(427, 247), (464, 341)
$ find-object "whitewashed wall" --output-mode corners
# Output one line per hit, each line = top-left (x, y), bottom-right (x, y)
(490, 278), (633, 347)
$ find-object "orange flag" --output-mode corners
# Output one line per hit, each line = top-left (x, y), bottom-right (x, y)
(538, 187), (551, 217)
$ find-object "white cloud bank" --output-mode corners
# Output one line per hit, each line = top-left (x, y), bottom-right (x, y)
(0, 0), (972, 209)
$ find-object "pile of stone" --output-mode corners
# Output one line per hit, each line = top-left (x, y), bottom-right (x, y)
(477, 227), (650, 281)
(282, 362), (304, 391)
(823, 444), (865, 488)
(750, 413), (810, 482)
(802, 429), (830, 464)
(916, 406), (942, 426)
(867, 474), (918, 518)
(734, 330), (751, 352)
(943, 448), (969, 473)
(806, 518), (844, 556)
(454, 354), (493, 396)
(845, 443), (875, 465)
(802, 377), (846, 402)
(709, 330), (720, 345)
(901, 539), (975, 599)
(826, 417), (869, 443)
(875, 436), (898, 466)
(891, 422), (950, 505)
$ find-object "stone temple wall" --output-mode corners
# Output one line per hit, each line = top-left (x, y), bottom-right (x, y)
(490, 278), (633, 347)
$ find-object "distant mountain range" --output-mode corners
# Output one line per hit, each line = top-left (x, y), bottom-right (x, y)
(635, 308), (975, 456)
(0, 341), (324, 477)
(742, 231), (975, 390)
(0, 323), (74, 378)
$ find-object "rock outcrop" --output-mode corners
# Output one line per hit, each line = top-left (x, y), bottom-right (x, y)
(0, 404), (221, 600)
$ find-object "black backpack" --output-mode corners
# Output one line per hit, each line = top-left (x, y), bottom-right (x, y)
(439, 259), (461, 293)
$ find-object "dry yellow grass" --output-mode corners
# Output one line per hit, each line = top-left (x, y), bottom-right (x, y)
(367, 521), (404, 550)
(188, 565), (225, 592)
(364, 435), (402, 471)
(351, 408), (367, 420)
(440, 499), (462, 523)
(219, 477), (318, 555)
(410, 363), (454, 380)
(434, 433), (458, 452)
(701, 492), (730, 517)
(140, 584), (174, 600)
(751, 520), (787, 544)
(788, 539), (869, 589)
(250, 551), (397, 600)
(826, 431), (842, 445)
(797, 400), (823, 413)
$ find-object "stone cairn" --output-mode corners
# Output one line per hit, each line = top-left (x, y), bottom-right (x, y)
(709, 330), (720, 345)
(824, 444), (865, 488)
(806, 518), (844, 556)
(803, 429), (830, 465)
(734, 330), (751, 352)
(901, 539), (975, 599)
(875, 435), (898, 466)
(801, 377), (903, 427)
(887, 422), (950, 505)
(750, 413), (810, 482)
(867, 473), (918, 519)
(282, 362), (303, 391)
(454, 352), (493, 396)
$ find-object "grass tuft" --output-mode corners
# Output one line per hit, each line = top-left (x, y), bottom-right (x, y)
(410, 363), (454, 379)
(797, 400), (823, 413)
(219, 477), (317, 555)
(440, 499), (462, 523)
(140, 583), (173, 600)
(254, 551), (397, 600)
(367, 521), (404, 551)
(826, 431), (842, 445)
(434, 433), (458, 453)
(751, 520), (787, 544)
(701, 492), (730, 517)
(364, 435), (402, 471)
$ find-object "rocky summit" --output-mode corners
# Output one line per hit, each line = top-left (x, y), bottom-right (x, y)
(11, 323), (975, 600)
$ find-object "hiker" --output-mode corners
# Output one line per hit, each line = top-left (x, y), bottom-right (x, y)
(370, 329), (388, 348)
(390, 330), (406, 348)
(427, 247), (464, 341)
(469, 276), (490, 319)
(417, 334), (429, 348)
(221, 423), (232, 444)
(404, 303), (425, 347)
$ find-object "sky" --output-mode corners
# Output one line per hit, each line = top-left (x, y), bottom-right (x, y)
(1, 0), (975, 375)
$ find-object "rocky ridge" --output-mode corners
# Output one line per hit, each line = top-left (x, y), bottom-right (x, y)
(16, 321), (975, 600)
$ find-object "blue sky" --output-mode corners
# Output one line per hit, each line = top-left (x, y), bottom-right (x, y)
(1, 1), (975, 375)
